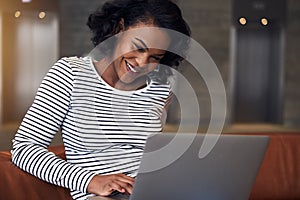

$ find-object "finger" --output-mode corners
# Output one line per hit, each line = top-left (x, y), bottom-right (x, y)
(116, 181), (133, 194)
(109, 182), (126, 194)
(118, 178), (134, 187)
(109, 180), (133, 194)
(117, 174), (135, 184)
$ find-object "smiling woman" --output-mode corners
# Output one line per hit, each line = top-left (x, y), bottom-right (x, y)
(87, 0), (191, 85)
(11, 0), (191, 200)
(95, 23), (171, 91)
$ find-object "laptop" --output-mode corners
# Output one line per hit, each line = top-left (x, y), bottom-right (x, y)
(89, 133), (269, 200)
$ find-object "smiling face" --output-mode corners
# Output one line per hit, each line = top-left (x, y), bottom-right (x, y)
(99, 23), (171, 90)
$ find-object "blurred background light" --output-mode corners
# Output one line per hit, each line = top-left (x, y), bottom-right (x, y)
(38, 12), (46, 19)
(239, 17), (247, 25)
(261, 17), (268, 26)
(14, 11), (21, 18)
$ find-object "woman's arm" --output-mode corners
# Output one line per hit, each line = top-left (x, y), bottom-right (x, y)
(11, 58), (96, 193)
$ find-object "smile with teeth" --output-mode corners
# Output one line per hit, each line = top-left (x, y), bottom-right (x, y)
(126, 61), (138, 73)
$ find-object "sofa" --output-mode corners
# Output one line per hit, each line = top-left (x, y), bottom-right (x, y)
(247, 132), (300, 199)
(0, 132), (299, 200)
(0, 145), (72, 200)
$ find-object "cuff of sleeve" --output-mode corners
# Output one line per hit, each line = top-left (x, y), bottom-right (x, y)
(82, 172), (97, 193)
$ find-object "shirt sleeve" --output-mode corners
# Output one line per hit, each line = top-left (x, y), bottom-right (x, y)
(11, 57), (96, 193)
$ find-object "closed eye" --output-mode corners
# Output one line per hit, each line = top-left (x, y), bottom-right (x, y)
(151, 56), (162, 61)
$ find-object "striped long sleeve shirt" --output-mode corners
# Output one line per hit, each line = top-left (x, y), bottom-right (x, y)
(11, 56), (171, 200)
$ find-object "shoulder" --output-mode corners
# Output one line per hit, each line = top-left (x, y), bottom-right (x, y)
(49, 56), (94, 77)
(145, 78), (172, 101)
(56, 56), (91, 69)
(148, 75), (172, 92)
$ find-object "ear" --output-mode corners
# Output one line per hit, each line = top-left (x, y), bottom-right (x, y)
(117, 18), (125, 32)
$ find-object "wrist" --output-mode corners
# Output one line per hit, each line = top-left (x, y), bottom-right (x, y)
(87, 174), (99, 194)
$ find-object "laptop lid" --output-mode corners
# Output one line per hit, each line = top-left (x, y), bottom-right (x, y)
(89, 133), (269, 200)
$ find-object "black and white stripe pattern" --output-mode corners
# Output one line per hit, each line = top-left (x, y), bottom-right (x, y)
(11, 56), (171, 200)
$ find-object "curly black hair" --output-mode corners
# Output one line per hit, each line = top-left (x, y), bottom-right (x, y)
(87, 0), (191, 84)
(87, 0), (191, 68)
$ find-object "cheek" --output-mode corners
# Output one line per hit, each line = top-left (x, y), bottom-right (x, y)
(146, 63), (159, 72)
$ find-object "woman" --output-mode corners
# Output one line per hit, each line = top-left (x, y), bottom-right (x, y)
(11, 0), (191, 199)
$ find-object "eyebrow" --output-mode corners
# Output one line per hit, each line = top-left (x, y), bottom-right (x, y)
(134, 37), (149, 51)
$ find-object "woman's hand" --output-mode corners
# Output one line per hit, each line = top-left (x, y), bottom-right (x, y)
(87, 174), (135, 196)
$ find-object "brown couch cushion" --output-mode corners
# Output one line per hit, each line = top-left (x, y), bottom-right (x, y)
(248, 132), (300, 200)
(0, 146), (72, 200)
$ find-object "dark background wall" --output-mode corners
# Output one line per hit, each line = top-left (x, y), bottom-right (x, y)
(284, 0), (300, 126)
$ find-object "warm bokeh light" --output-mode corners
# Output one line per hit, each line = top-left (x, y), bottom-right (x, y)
(239, 17), (247, 25)
(14, 11), (21, 18)
(261, 17), (268, 26)
(38, 12), (46, 19)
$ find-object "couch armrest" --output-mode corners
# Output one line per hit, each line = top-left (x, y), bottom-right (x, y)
(247, 132), (300, 200)
(0, 145), (72, 200)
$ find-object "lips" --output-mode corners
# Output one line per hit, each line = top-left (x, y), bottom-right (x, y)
(125, 61), (138, 73)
